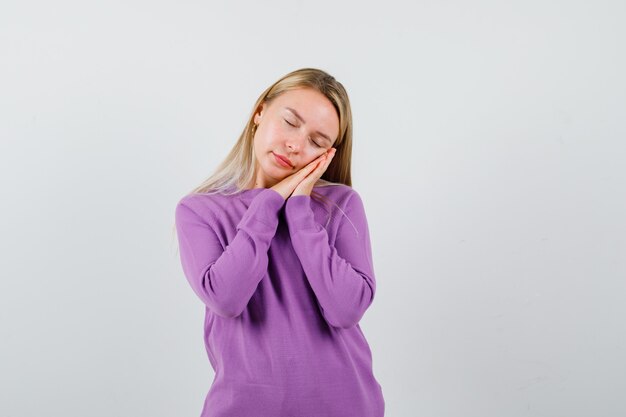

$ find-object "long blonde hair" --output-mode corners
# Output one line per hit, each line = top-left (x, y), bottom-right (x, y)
(172, 68), (355, 245)
(189, 67), (353, 196)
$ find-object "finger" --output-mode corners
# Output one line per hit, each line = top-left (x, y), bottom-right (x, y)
(309, 156), (328, 178)
(292, 159), (323, 183)
(320, 152), (333, 170)
(298, 150), (334, 185)
(312, 153), (327, 165)
(304, 154), (327, 171)
(306, 159), (325, 177)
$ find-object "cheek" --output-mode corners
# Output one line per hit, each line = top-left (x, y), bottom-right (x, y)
(260, 125), (284, 147)
(294, 154), (320, 169)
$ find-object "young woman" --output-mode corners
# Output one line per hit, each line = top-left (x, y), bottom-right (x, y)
(174, 68), (385, 417)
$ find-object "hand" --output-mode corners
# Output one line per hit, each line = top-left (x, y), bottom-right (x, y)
(292, 148), (336, 197)
(270, 148), (336, 200)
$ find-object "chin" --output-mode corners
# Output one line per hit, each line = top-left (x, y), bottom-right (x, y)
(261, 165), (286, 181)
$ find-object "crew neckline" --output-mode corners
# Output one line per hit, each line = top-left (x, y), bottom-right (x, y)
(230, 183), (342, 203)
(228, 187), (271, 203)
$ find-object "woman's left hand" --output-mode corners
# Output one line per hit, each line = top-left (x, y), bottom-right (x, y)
(291, 148), (336, 197)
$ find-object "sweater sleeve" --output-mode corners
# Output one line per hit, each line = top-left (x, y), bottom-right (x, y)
(284, 191), (376, 329)
(174, 188), (285, 318)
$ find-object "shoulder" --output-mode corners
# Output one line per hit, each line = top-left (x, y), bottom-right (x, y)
(175, 191), (231, 226)
(177, 192), (213, 213)
(311, 183), (369, 232)
(314, 181), (363, 206)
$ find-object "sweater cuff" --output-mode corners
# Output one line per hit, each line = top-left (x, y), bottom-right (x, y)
(256, 188), (285, 212)
(285, 195), (318, 230)
(237, 188), (285, 232)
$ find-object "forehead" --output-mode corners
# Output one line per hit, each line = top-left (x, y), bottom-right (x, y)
(272, 88), (339, 129)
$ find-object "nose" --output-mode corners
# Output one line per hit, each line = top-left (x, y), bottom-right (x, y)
(286, 131), (309, 152)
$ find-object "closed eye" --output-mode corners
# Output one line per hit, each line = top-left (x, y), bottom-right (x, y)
(284, 119), (321, 147)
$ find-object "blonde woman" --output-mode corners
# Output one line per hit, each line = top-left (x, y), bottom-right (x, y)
(174, 68), (384, 416)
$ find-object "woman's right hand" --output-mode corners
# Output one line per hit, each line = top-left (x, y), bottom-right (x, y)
(271, 153), (327, 200)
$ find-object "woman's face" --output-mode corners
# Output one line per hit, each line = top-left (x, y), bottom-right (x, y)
(251, 87), (339, 188)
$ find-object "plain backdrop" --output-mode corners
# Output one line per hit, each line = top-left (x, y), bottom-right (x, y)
(1, 1), (625, 416)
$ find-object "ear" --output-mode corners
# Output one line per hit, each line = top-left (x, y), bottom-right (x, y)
(254, 102), (266, 124)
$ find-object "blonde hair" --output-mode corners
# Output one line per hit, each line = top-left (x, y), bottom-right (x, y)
(172, 68), (355, 246)
(189, 67), (353, 196)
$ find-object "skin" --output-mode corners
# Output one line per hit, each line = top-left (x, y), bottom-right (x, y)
(249, 87), (339, 200)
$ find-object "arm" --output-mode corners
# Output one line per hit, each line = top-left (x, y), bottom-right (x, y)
(284, 191), (376, 329)
(174, 189), (284, 318)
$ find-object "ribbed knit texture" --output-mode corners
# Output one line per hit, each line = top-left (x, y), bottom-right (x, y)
(175, 184), (384, 417)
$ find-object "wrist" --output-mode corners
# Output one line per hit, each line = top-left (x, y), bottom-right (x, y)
(291, 186), (313, 197)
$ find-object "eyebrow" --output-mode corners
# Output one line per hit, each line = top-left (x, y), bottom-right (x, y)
(285, 107), (333, 143)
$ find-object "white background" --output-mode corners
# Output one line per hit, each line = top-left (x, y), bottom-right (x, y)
(1, 1), (625, 416)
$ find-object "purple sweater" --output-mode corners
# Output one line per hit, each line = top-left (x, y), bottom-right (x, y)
(174, 184), (385, 417)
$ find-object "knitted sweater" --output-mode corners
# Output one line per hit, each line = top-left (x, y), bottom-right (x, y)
(174, 184), (384, 417)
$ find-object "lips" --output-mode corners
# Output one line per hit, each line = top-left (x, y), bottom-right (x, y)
(273, 152), (293, 168)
